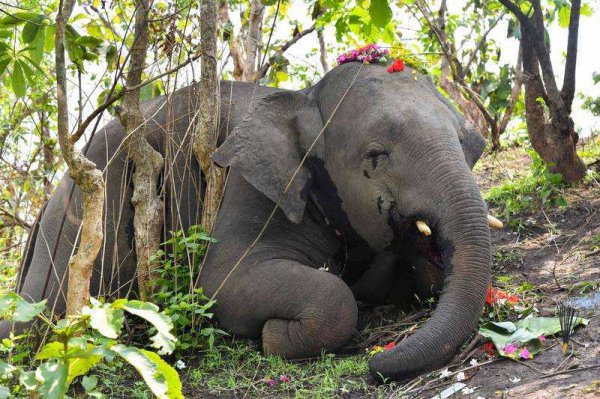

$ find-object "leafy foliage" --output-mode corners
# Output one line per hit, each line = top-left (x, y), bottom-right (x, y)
(152, 225), (227, 354)
(485, 151), (568, 229)
(479, 316), (588, 358)
(0, 294), (182, 398)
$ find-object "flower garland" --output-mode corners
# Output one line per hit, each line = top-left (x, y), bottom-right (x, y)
(336, 43), (429, 76)
(337, 44), (389, 65)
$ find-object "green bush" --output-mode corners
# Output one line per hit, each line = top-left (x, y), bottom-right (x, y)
(151, 225), (227, 353)
(485, 151), (567, 228)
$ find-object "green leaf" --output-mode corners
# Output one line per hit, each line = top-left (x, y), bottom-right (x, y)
(12, 296), (45, 322)
(36, 361), (69, 399)
(83, 299), (124, 339)
(142, 350), (184, 399)
(0, 12), (40, 28)
(44, 25), (56, 52)
(580, 3), (593, 17)
(0, 361), (16, 379)
(479, 316), (588, 357)
(10, 60), (26, 98)
(121, 300), (176, 355)
(21, 15), (43, 44)
(28, 25), (46, 65)
(19, 371), (38, 391)
(36, 342), (64, 360)
(67, 353), (103, 384)
(82, 375), (98, 393)
(275, 70), (289, 82)
(558, 6), (570, 28)
(368, 0), (392, 28)
(18, 59), (35, 85)
(111, 344), (169, 399)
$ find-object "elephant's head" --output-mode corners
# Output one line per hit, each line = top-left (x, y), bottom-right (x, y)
(212, 62), (491, 380)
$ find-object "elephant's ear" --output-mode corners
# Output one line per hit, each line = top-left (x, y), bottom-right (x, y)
(211, 90), (323, 224)
(457, 122), (486, 169)
(433, 89), (486, 169)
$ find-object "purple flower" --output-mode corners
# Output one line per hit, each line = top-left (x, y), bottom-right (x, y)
(539, 335), (546, 343)
(504, 343), (518, 354)
(519, 347), (532, 359)
(263, 376), (276, 386)
(279, 374), (291, 383)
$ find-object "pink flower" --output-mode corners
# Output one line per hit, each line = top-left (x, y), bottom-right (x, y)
(279, 374), (290, 383)
(539, 335), (546, 343)
(504, 343), (518, 354)
(519, 348), (532, 359)
(263, 377), (275, 387)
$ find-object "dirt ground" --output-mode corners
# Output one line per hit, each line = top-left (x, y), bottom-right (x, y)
(405, 149), (600, 398)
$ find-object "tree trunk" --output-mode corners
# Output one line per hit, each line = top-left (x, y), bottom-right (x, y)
(55, 0), (105, 315)
(521, 36), (586, 181)
(119, 0), (165, 300)
(243, 0), (264, 82)
(194, 0), (225, 233)
(317, 28), (329, 73)
(500, 0), (586, 181)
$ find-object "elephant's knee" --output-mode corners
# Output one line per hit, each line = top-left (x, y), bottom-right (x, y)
(262, 275), (357, 358)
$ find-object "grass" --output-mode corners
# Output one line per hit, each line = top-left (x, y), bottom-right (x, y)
(85, 336), (406, 398)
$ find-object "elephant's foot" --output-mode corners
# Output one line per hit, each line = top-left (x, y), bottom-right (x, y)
(209, 258), (358, 359)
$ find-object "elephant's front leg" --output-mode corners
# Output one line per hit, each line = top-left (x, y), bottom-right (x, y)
(213, 258), (358, 358)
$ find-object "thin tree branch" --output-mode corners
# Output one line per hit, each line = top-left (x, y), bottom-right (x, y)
(70, 53), (200, 145)
(257, 24), (316, 79)
(561, 0), (580, 113)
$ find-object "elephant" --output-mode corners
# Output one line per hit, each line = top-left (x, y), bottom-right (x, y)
(1, 61), (492, 381)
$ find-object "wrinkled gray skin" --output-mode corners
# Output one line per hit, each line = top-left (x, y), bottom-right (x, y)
(1, 63), (490, 380)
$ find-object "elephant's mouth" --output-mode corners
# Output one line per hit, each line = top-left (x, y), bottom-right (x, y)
(386, 205), (453, 275)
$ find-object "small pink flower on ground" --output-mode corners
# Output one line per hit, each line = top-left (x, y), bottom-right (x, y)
(519, 348), (532, 359)
(539, 335), (546, 343)
(504, 343), (518, 355)
(263, 376), (276, 387)
(279, 375), (291, 383)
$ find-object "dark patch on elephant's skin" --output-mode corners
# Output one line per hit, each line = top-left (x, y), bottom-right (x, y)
(363, 170), (370, 179)
(306, 157), (376, 282)
(376, 196), (384, 215)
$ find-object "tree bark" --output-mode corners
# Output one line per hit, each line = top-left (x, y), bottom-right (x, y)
(55, 0), (105, 316)
(500, 0), (586, 181)
(498, 43), (523, 136)
(317, 28), (329, 73)
(561, 0), (580, 113)
(243, 0), (264, 82)
(118, 0), (165, 300)
(194, 0), (224, 232)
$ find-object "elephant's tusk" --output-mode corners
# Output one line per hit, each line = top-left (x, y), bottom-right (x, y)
(415, 220), (431, 236)
(487, 214), (504, 229)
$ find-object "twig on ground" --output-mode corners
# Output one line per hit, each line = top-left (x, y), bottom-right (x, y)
(540, 363), (600, 379)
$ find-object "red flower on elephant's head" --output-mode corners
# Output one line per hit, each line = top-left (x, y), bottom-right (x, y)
(387, 59), (405, 73)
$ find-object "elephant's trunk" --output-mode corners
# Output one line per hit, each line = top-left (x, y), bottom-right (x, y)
(369, 151), (492, 380)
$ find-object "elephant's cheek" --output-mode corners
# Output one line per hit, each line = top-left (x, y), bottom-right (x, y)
(345, 207), (395, 251)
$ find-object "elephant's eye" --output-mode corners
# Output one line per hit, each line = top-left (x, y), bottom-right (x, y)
(364, 148), (389, 169)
